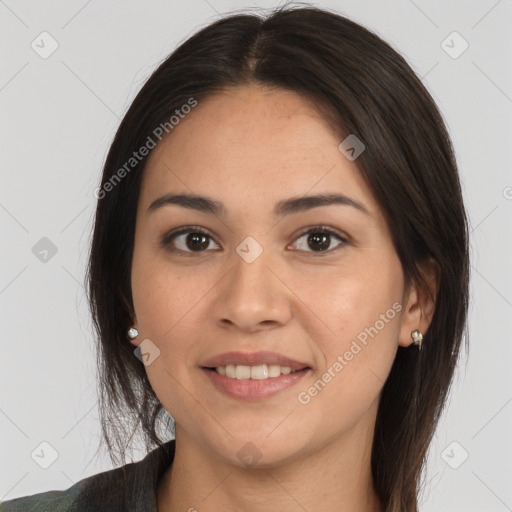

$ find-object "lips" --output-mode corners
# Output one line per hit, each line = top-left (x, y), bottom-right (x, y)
(199, 350), (312, 400)
(199, 350), (311, 372)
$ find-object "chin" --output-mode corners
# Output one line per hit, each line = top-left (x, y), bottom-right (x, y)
(203, 430), (308, 469)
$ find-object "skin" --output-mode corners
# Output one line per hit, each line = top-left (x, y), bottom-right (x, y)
(129, 84), (439, 512)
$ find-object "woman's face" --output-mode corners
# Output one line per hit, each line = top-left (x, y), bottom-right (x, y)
(130, 84), (418, 467)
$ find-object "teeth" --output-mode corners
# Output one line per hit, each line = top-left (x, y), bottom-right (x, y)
(217, 364), (298, 379)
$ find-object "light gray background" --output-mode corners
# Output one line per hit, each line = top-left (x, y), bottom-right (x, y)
(1, 1), (511, 510)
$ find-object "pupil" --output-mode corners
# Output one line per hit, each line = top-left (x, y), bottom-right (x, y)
(308, 233), (330, 251)
(183, 232), (331, 252)
(187, 233), (209, 251)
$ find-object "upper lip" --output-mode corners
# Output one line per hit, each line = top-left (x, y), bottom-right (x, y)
(200, 351), (311, 371)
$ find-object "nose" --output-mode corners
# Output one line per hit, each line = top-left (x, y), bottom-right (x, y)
(213, 244), (293, 333)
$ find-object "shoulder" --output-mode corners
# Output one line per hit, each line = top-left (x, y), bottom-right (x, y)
(0, 463), (135, 512)
(0, 440), (176, 512)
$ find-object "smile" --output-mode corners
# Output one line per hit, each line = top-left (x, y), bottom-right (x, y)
(214, 363), (298, 379)
(202, 366), (310, 400)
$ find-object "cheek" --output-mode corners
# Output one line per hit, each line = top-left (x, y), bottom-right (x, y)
(297, 251), (403, 399)
(131, 245), (208, 338)
(294, 251), (404, 351)
(130, 249), (219, 385)
(293, 274), (402, 438)
(131, 256), (207, 416)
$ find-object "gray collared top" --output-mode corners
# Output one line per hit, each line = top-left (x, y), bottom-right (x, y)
(0, 439), (176, 512)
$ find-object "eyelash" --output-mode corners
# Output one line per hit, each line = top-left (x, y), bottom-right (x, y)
(161, 225), (348, 256)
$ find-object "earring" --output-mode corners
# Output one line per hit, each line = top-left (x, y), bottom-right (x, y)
(127, 327), (139, 339)
(411, 330), (423, 350)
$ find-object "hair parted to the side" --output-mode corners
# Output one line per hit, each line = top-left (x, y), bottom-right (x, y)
(86, 4), (470, 511)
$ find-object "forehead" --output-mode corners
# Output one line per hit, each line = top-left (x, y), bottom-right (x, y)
(140, 84), (377, 218)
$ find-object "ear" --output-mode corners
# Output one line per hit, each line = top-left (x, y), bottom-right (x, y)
(398, 257), (441, 348)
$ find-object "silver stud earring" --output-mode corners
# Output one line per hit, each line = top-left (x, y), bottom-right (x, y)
(411, 330), (423, 350)
(127, 327), (139, 339)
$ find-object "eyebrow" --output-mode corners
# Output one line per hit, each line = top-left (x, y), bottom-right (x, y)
(148, 192), (371, 217)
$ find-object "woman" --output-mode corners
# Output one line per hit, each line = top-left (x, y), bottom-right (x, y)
(1, 4), (469, 512)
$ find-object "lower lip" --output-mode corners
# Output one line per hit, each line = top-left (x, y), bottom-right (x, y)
(202, 368), (310, 400)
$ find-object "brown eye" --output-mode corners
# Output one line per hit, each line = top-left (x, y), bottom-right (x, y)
(292, 227), (347, 254)
(162, 228), (220, 254)
(161, 225), (347, 256)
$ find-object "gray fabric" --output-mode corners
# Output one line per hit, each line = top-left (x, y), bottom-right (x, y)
(0, 440), (175, 511)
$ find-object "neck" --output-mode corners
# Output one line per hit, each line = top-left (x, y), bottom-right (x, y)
(157, 422), (382, 512)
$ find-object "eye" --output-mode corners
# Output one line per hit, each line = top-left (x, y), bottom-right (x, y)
(161, 225), (348, 256)
(161, 227), (220, 254)
(291, 226), (348, 254)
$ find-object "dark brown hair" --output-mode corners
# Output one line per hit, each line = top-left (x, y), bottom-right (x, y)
(86, 5), (470, 511)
